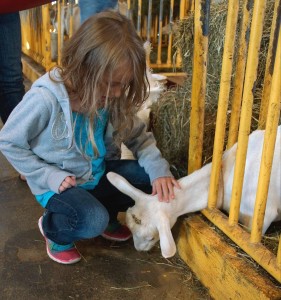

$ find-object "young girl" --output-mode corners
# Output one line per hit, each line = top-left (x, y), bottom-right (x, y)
(0, 11), (180, 264)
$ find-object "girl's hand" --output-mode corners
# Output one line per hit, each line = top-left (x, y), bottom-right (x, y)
(152, 177), (181, 202)
(59, 176), (76, 193)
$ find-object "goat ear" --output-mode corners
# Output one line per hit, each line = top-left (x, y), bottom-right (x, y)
(106, 172), (149, 203)
(156, 216), (177, 258)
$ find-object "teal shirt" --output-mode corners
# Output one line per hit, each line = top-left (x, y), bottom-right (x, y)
(35, 110), (108, 207)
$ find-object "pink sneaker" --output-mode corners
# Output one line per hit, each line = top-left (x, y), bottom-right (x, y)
(38, 216), (81, 264)
(101, 221), (132, 242)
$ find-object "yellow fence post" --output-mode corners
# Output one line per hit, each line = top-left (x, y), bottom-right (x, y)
(250, 20), (281, 243)
(187, 0), (210, 174)
(20, 12), (30, 56)
(207, 0), (239, 208)
(42, 3), (51, 70)
(68, 0), (74, 38)
(229, 0), (267, 225)
(227, 0), (252, 149)
(137, 0), (142, 36)
(57, 0), (61, 66)
(156, 0), (164, 65)
(179, 0), (186, 19)
(166, 0), (174, 66)
(184, 0), (194, 14)
(258, 0), (280, 129)
(147, 0), (152, 41)
(57, 0), (66, 66)
(175, 0), (187, 68)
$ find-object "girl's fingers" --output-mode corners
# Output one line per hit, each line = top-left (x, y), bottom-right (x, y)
(152, 177), (180, 202)
(59, 176), (76, 193)
(64, 176), (76, 186)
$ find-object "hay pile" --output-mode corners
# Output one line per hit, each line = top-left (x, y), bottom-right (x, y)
(151, 87), (191, 178)
(151, 0), (276, 177)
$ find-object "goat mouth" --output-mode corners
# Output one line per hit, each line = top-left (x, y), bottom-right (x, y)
(134, 242), (154, 252)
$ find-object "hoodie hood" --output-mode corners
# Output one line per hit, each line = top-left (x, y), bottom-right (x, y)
(32, 68), (69, 105)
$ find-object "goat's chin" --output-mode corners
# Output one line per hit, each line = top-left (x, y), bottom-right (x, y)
(133, 237), (158, 252)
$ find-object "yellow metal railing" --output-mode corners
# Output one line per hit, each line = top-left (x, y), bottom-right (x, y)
(188, 0), (281, 283)
(188, 0), (210, 173)
(226, 0), (251, 149)
(258, 0), (280, 129)
(20, 0), (191, 72)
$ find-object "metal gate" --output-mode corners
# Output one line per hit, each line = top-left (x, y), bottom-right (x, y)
(186, 0), (280, 284)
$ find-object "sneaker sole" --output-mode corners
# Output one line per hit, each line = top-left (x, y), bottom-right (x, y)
(38, 216), (81, 265)
(101, 233), (132, 242)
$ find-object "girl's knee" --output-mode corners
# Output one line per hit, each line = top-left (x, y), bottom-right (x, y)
(82, 204), (109, 238)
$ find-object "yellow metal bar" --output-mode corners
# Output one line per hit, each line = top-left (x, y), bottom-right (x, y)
(31, 10), (38, 63)
(30, 13), (36, 62)
(156, 0), (164, 65)
(179, 0), (186, 19)
(186, 0), (195, 14)
(166, 0), (174, 66)
(153, 15), (158, 44)
(258, 0), (280, 129)
(42, 4), (51, 69)
(137, 0), (142, 36)
(250, 24), (281, 243)
(68, 0), (74, 38)
(229, 0), (267, 225)
(146, 0), (152, 42)
(188, 0), (210, 174)
(143, 15), (147, 40)
(180, 0), (195, 18)
(207, 0), (239, 208)
(202, 208), (281, 283)
(227, 0), (252, 149)
(57, 0), (62, 66)
(21, 9), (43, 66)
(175, 0), (187, 68)
(20, 13), (30, 55)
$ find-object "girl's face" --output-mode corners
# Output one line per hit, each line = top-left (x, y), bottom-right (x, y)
(97, 62), (133, 108)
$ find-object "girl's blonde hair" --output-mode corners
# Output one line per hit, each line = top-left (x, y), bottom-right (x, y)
(58, 10), (149, 154)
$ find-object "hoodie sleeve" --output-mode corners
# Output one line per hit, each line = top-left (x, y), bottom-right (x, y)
(0, 87), (73, 194)
(124, 115), (173, 183)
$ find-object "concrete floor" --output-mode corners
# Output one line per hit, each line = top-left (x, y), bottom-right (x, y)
(0, 78), (211, 300)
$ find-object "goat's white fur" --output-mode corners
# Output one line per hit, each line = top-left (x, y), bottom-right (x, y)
(106, 126), (281, 258)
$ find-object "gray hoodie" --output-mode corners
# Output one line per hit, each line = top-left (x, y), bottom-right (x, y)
(0, 69), (172, 195)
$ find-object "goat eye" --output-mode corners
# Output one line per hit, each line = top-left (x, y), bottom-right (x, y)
(132, 214), (141, 225)
(147, 237), (154, 241)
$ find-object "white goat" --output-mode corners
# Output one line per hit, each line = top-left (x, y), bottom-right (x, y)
(106, 126), (281, 258)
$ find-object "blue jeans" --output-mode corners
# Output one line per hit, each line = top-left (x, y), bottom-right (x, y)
(0, 13), (25, 123)
(42, 160), (151, 245)
(79, 0), (118, 23)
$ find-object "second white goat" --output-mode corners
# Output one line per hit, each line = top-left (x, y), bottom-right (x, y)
(106, 126), (281, 258)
